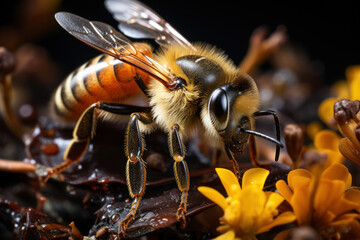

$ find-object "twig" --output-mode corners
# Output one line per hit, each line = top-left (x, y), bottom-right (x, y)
(0, 158), (36, 173)
(0, 47), (27, 138)
(239, 25), (287, 75)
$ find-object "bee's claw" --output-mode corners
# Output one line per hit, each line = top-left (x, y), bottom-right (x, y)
(117, 225), (127, 239)
(35, 165), (53, 184)
(107, 228), (120, 240)
(117, 214), (135, 238)
(39, 175), (50, 185)
(176, 207), (187, 229)
(39, 168), (64, 184)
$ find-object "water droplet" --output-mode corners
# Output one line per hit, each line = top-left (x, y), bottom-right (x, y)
(111, 214), (120, 223)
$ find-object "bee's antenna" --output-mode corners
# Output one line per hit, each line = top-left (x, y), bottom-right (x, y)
(251, 110), (282, 161)
(240, 129), (284, 148)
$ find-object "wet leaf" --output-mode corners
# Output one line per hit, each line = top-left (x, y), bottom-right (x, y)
(20, 119), (290, 238)
(0, 198), (82, 240)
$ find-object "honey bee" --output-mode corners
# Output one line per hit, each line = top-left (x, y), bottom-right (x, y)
(45, 0), (283, 236)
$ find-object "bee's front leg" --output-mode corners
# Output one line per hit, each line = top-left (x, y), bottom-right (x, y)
(224, 147), (242, 179)
(169, 124), (190, 229)
(118, 112), (153, 237)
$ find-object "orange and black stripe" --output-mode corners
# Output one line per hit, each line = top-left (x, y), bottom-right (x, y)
(52, 43), (153, 122)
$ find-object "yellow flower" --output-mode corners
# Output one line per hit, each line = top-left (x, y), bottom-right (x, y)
(198, 168), (296, 240)
(275, 163), (360, 239)
(318, 65), (360, 128)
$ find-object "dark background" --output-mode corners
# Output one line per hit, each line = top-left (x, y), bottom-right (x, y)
(1, 0), (360, 84)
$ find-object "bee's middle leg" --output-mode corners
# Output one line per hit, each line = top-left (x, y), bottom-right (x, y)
(169, 124), (190, 229)
(118, 112), (153, 237)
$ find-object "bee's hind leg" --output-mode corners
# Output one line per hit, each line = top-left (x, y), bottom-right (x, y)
(169, 124), (190, 229)
(40, 102), (149, 183)
(40, 104), (96, 183)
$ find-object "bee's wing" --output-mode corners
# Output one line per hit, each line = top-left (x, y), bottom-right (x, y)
(105, 0), (196, 50)
(55, 12), (176, 88)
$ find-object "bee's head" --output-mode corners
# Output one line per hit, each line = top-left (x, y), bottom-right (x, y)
(208, 74), (258, 155)
(173, 51), (282, 159)
(175, 55), (258, 154)
(208, 74), (283, 158)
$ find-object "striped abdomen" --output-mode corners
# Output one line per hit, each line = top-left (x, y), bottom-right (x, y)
(51, 43), (152, 122)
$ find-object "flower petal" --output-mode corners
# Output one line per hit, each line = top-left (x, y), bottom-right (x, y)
(350, 74), (360, 100)
(321, 163), (352, 188)
(349, 218), (360, 238)
(288, 168), (312, 181)
(318, 98), (339, 128)
(265, 192), (285, 210)
(339, 138), (360, 166)
(330, 196), (360, 217)
(240, 187), (267, 230)
(198, 186), (227, 210)
(345, 188), (360, 213)
(330, 213), (359, 227)
(288, 169), (312, 192)
(314, 179), (346, 221)
(215, 168), (241, 197)
(257, 211), (296, 234)
(214, 229), (236, 240)
(291, 184), (311, 225)
(276, 179), (293, 203)
(319, 149), (344, 166)
(314, 130), (341, 151)
(216, 224), (230, 233)
(338, 122), (360, 150)
(242, 167), (269, 190)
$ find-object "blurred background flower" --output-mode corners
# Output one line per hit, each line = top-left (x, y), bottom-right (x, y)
(275, 163), (360, 239)
(333, 99), (360, 166)
(318, 65), (360, 129)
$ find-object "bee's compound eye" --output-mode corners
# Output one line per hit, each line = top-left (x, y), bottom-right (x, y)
(209, 88), (229, 132)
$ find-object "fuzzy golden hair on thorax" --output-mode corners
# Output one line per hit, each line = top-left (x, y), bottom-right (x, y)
(154, 43), (239, 86)
(148, 79), (200, 134)
(147, 43), (238, 133)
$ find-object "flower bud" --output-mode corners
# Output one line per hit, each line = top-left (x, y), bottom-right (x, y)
(284, 124), (303, 167)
